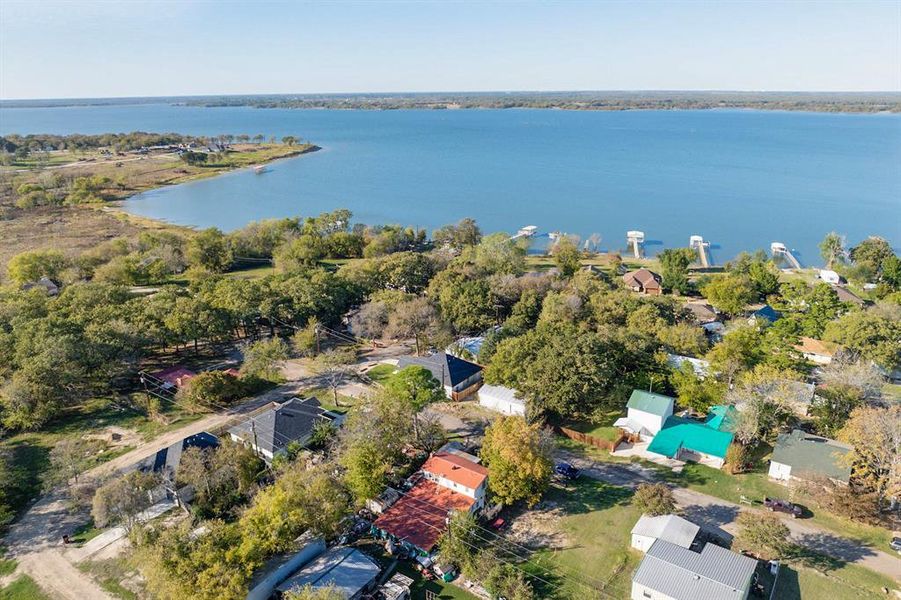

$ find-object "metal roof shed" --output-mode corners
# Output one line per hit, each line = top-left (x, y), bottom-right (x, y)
(275, 546), (380, 599)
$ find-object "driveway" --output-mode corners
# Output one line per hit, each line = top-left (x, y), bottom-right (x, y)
(557, 449), (901, 582)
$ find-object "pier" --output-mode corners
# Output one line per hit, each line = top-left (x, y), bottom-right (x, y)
(626, 230), (645, 258)
(510, 225), (538, 241)
(689, 235), (711, 268)
(771, 242), (801, 269)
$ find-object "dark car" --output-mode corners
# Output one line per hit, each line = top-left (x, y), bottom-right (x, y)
(554, 462), (579, 480)
(890, 537), (901, 553)
(764, 497), (802, 518)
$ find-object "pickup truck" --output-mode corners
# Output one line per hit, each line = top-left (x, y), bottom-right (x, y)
(763, 497), (802, 518)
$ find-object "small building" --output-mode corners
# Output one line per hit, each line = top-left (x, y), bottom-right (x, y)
(623, 268), (663, 295)
(747, 304), (781, 326)
(365, 487), (402, 516)
(275, 546), (380, 599)
(478, 384), (526, 416)
(421, 452), (489, 510)
(793, 337), (840, 365)
(683, 301), (719, 325)
(833, 285), (866, 307)
(150, 366), (197, 390)
(818, 269), (844, 285)
(378, 572), (413, 600)
(631, 539), (757, 600)
(666, 354), (711, 378)
(228, 397), (340, 461)
(614, 390), (675, 440)
(646, 406), (736, 469)
(396, 351), (483, 401)
(630, 514), (700, 553)
(768, 429), (852, 484)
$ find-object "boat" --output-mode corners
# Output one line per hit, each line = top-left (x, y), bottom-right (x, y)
(252, 165), (267, 174)
(516, 225), (538, 238)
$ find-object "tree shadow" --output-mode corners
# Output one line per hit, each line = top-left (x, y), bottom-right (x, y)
(546, 480), (634, 515)
(680, 503), (738, 546)
(789, 533), (874, 570)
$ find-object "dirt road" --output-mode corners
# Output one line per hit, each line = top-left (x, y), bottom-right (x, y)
(19, 550), (115, 600)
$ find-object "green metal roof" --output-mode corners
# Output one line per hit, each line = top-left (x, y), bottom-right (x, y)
(627, 390), (675, 417)
(771, 430), (852, 482)
(704, 405), (737, 432)
(647, 414), (735, 460)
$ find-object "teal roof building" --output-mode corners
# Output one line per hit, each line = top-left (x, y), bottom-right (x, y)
(626, 390), (675, 416)
(647, 405), (736, 467)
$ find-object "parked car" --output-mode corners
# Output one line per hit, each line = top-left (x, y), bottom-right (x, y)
(764, 497), (802, 518)
(890, 537), (901, 553)
(554, 462), (579, 480)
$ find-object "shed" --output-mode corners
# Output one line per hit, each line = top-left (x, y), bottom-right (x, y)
(275, 546), (380, 599)
(478, 384), (526, 416)
(614, 390), (675, 439)
(630, 514), (700, 553)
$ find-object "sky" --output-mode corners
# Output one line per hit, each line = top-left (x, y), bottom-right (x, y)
(0, 0), (899, 100)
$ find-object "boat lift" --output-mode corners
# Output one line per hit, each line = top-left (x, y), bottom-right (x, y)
(771, 242), (801, 270)
(626, 230), (645, 258)
(689, 235), (711, 268)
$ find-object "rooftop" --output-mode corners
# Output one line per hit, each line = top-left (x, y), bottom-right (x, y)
(627, 390), (675, 417)
(771, 429), (852, 483)
(623, 268), (662, 289)
(422, 452), (488, 490)
(275, 546), (380, 597)
(396, 351), (482, 388)
(228, 397), (334, 456)
(631, 514), (700, 549)
(633, 539), (757, 600)
(373, 479), (475, 552)
(793, 336), (840, 357)
(647, 407), (735, 460)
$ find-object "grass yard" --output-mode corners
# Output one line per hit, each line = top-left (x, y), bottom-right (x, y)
(526, 478), (643, 599)
(774, 558), (899, 600)
(393, 562), (480, 600)
(0, 554), (17, 577)
(365, 363), (397, 385)
(0, 576), (51, 600)
(304, 387), (357, 414)
(69, 521), (104, 545)
(78, 559), (140, 600)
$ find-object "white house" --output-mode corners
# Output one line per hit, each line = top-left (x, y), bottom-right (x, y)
(769, 429), (852, 484)
(792, 337), (839, 365)
(614, 390), (675, 440)
(818, 269), (844, 285)
(421, 452), (489, 510)
(478, 384), (526, 416)
(630, 514), (700, 553)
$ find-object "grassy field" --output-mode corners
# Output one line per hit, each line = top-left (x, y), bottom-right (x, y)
(0, 576), (51, 600)
(365, 363), (397, 385)
(526, 479), (643, 599)
(774, 558), (899, 600)
(78, 559), (140, 600)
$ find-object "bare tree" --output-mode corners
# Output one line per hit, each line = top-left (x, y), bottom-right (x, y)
(314, 348), (357, 408)
(92, 471), (161, 531)
(385, 297), (442, 355)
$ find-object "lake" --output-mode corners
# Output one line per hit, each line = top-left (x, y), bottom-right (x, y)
(2, 104), (899, 263)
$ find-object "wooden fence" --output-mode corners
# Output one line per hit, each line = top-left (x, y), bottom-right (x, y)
(556, 426), (629, 452)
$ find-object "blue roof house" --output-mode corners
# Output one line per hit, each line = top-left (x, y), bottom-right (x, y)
(647, 406), (737, 469)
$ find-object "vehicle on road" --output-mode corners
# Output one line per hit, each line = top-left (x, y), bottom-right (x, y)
(764, 497), (803, 518)
(890, 537), (901, 553)
(554, 462), (580, 480)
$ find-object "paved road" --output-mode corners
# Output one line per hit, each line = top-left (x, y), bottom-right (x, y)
(558, 450), (901, 582)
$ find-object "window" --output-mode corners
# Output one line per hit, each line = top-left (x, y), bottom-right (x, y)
(642, 592), (651, 599)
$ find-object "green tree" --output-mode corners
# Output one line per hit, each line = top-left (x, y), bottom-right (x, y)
(274, 235), (326, 271)
(632, 482), (676, 516)
(823, 305), (901, 370)
(386, 365), (446, 442)
(284, 584), (345, 600)
(849, 236), (893, 273)
(839, 405), (900, 508)
(481, 416), (553, 507)
(734, 512), (791, 560)
(701, 275), (756, 316)
(658, 248), (695, 294)
(6, 249), (68, 284)
(670, 362), (724, 413)
(818, 231), (846, 268)
(552, 238), (582, 278)
(705, 326), (762, 386)
(187, 228), (233, 272)
(241, 337), (290, 381)
(177, 371), (245, 411)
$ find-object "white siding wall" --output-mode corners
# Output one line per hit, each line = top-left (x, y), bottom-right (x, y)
(803, 352), (832, 365)
(628, 408), (667, 436)
(631, 582), (677, 600)
(479, 395), (525, 416)
(769, 461), (792, 481)
(631, 534), (656, 553)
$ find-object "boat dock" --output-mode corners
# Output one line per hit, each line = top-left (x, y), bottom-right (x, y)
(771, 242), (801, 269)
(627, 230), (645, 258)
(510, 225), (538, 241)
(689, 235), (711, 268)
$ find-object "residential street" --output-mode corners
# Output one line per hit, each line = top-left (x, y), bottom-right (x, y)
(558, 450), (901, 582)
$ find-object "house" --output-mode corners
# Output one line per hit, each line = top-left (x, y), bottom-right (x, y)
(833, 285), (866, 307)
(768, 429), (852, 484)
(818, 269), (844, 285)
(21, 276), (59, 296)
(396, 351), (483, 401)
(623, 268), (663, 295)
(373, 451), (488, 554)
(747, 304), (781, 326)
(631, 539), (757, 600)
(666, 354), (711, 378)
(793, 337), (840, 365)
(647, 406), (736, 469)
(275, 546), (381, 600)
(228, 397), (340, 461)
(683, 301), (719, 325)
(421, 451), (489, 510)
(614, 390), (675, 440)
(134, 431), (219, 505)
(630, 514), (700, 553)
(478, 384), (526, 416)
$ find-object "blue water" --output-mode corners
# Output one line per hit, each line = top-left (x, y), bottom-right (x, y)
(1, 103), (898, 263)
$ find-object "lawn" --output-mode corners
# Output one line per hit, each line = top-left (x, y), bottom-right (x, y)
(69, 521), (104, 545)
(526, 478), (643, 599)
(0, 553), (16, 577)
(78, 559), (140, 600)
(365, 363), (397, 385)
(774, 558), (899, 600)
(304, 387), (357, 414)
(563, 410), (622, 443)
(0, 576), (51, 600)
